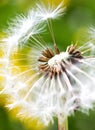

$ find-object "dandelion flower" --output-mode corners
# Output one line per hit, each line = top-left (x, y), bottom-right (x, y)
(1, 1), (95, 130)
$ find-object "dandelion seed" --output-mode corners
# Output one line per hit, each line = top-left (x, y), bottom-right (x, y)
(3, 10), (44, 53)
(37, 1), (66, 20)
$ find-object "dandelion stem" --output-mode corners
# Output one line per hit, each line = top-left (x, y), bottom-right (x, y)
(58, 115), (68, 130)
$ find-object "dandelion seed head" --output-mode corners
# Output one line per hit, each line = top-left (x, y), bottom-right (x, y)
(38, 44), (83, 76)
(1, 0), (95, 126)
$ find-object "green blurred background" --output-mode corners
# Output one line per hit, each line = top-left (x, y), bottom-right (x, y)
(0, 0), (95, 130)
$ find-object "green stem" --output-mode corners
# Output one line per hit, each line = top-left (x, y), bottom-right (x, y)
(58, 115), (68, 130)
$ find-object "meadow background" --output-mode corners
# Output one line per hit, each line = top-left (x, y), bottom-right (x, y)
(0, 0), (95, 130)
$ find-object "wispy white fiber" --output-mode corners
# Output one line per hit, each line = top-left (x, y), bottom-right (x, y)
(4, 10), (43, 48)
(89, 27), (95, 39)
(36, 1), (66, 20)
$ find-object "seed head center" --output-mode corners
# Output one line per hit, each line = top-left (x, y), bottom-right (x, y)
(48, 52), (69, 67)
